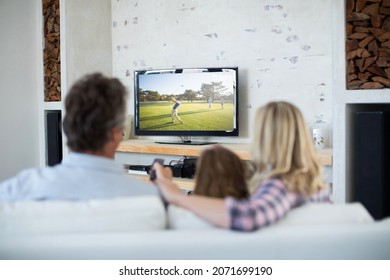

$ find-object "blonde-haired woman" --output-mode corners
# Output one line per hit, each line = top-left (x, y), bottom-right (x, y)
(153, 101), (331, 231)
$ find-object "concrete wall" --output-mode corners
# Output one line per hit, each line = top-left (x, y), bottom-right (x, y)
(65, 0), (113, 89)
(111, 0), (333, 142)
(0, 0), (42, 181)
(0, 0), (112, 181)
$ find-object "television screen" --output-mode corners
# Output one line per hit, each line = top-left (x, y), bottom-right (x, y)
(134, 67), (238, 144)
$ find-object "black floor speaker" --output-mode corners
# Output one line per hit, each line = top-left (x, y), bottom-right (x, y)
(354, 111), (390, 220)
(46, 110), (63, 166)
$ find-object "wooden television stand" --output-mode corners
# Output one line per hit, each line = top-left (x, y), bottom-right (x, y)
(115, 139), (333, 190)
(116, 139), (332, 165)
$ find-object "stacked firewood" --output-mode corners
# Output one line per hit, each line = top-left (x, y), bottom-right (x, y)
(346, 0), (390, 89)
(43, 0), (61, 101)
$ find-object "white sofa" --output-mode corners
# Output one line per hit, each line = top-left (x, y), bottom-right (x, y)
(0, 196), (389, 260)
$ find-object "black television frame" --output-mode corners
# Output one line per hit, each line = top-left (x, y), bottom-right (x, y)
(133, 67), (239, 144)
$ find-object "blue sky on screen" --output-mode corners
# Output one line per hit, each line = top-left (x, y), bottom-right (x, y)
(139, 71), (235, 96)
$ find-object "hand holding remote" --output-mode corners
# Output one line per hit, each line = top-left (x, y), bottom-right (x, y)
(149, 158), (164, 181)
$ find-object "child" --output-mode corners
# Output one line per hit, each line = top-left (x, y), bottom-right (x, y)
(193, 145), (249, 199)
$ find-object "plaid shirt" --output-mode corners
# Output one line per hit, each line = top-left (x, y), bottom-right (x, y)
(225, 178), (331, 231)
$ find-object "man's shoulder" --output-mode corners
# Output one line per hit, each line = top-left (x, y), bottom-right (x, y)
(0, 167), (52, 201)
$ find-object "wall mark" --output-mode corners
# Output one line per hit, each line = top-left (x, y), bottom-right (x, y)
(180, 6), (197, 11)
(271, 26), (282, 34)
(264, 5), (284, 11)
(205, 33), (218, 38)
(259, 68), (271, 73)
(286, 35), (299, 42)
(289, 56), (298, 64)
(216, 51), (226, 60)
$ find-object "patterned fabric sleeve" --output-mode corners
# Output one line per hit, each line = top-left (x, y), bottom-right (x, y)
(225, 178), (294, 231)
(309, 187), (333, 203)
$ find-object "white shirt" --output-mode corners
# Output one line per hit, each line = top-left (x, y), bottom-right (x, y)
(0, 153), (158, 201)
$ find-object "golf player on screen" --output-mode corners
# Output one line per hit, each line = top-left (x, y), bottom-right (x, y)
(171, 97), (184, 124)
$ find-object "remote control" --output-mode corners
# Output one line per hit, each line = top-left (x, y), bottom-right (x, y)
(149, 158), (164, 181)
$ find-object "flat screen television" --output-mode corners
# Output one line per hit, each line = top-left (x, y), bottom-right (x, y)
(134, 67), (239, 145)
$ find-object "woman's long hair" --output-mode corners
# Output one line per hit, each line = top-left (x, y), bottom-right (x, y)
(250, 101), (324, 195)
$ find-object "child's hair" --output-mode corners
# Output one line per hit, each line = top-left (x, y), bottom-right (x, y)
(250, 101), (324, 195)
(193, 145), (249, 199)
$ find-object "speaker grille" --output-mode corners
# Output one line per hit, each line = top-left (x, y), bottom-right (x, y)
(46, 110), (63, 166)
(354, 111), (389, 219)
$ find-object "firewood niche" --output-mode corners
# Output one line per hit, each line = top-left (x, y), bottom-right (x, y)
(346, 0), (390, 89)
(43, 0), (61, 101)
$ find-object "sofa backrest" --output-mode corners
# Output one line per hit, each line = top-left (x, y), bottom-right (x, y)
(0, 196), (166, 236)
(0, 198), (375, 235)
(167, 202), (374, 230)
